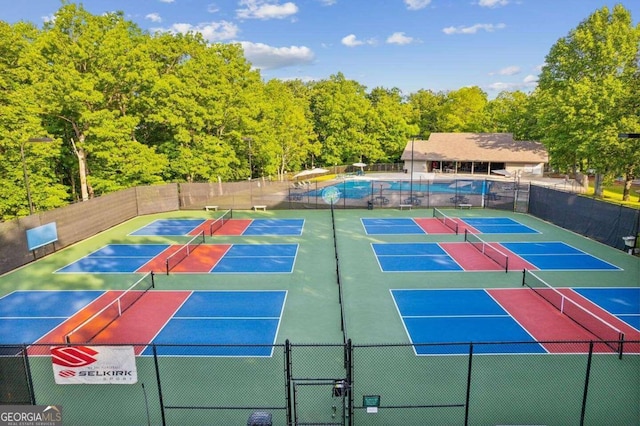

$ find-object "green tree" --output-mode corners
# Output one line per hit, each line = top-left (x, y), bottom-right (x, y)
(534, 5), (640, 198)
(437, 86), (488, 132)
(0, 21), (67, 218)
(407, 89), (446, 137)
(367, 87), (419, 161)
(256, 79), (318, 180)
(309, 73), (377, 165)
(485, 91), (536, 140)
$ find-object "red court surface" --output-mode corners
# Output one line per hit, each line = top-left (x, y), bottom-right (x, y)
(440, 242), (536, 272)
(30, 291), (189, 356)
(169, 244), (231, 273)
(489, 288), (640, 354)
(440, 242), (504, 271)
(139, 245), (184, 273)
(414, 218), (456, 234)
(214, 219), (252, 235)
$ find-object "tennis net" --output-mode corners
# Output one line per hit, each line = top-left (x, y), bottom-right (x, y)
(165, 230), (206, 274)
(522, 270), (624, 354)
(65, 272), (155, 344)
(209, 209), (232, 236)
(433, 208), (459, 234)
(464, 229), (509, 272)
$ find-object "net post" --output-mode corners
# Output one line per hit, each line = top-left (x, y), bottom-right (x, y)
(150, 271), (155, 288)
(504, 257), (509, 273)
(165, 259), (170, 275)
(64, 335), (71, 345)
(521, 269), (526, 286)
(618, 333), (624, 360)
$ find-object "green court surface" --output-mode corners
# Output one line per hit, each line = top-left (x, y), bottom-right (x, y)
(1, 208), (639, 425)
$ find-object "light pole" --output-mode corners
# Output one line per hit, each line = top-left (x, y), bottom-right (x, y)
(20, 137), (53, 215)
(243, 137), (253, 180)
(409, 137), (414, 202)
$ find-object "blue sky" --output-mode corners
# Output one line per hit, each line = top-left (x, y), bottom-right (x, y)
(2, 1), (638, 97)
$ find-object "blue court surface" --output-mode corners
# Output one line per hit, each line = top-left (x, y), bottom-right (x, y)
(361, 217), (538, 235)
(501, 242), (621, 271)
(573, 287), (640, 330)
(143, 290), (287, 356)
(130, 219), (206, 236)
(372, 243), (463, 272)
(362, 218), (426, 235)
(391, 289), (545, 355)
(211, 244), (298, 273)
(461, 217), (539, 234)
(56, 243), (298, 274)
(242, 219), (305, 236)
(56, 244), (170, 273)
(372, 241), (621, 272)
(0, 290), (105, 344)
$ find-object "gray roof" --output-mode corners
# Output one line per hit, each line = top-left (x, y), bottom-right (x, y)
(401, 133), (548, 163)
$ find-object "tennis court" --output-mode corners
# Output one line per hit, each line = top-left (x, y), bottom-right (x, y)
(1, 207), (638, 425)
(130, 215), (304, 237)
(371, 240), (617, 272)
(55, 243), (298, 274)
(0, 288), (286, 357)
(392, 287), (640, 355)
(362, 215), (538, 235)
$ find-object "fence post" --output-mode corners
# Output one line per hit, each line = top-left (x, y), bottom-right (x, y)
(23, 344), (36, 405)
(152, 345), (167, 426)
(285, 340), (292, 426)
(346, 339), (353, 426)
(580, 341), (594, 426)
(464, 343), (473, 426)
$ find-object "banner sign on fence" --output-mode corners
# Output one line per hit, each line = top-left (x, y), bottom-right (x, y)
(50, 346), (137, 385)
(26, 222), (58, 251)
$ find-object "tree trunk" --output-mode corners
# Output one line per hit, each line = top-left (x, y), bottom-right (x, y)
(70, 137), (90, 201)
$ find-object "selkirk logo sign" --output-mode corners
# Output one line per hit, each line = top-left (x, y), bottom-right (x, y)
(51, 346), (137, 384)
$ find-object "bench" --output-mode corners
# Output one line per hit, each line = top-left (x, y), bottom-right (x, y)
(399, 204), (412, 210)
(204, 205), (219, 212)
(457, 203), (472, 209)
(253, 205), (267, 211)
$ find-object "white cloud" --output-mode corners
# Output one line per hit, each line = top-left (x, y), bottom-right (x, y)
(478, 0), (509, 7)
(490, 65), (521, 76)
(237, 0), (298, 20)
(487, 74), (538, 92)
(156, 21), (239, 42)
(386, 32), (414, 45)
(442, 23), (506, 35)
(240, 42), (314, 69)
(145, 13), (162, 23)
(341, 34), (375, 47)
(42, 15), (55, 23)
(159, 0), (174, 3)
(318, 0), (337, 5)
(404, 0), (431, 10)
(207, 3), (220, 13)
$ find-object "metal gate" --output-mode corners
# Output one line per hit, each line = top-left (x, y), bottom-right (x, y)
(287, 342), (351, 425)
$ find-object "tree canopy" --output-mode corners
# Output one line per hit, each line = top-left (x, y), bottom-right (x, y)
(0, 3), (638, 219)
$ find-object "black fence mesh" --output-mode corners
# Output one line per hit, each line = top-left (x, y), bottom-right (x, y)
(9, 341), (639, 426)
(529, 185), (640, 250)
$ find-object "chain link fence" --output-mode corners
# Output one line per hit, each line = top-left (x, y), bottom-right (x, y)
(4, 340), (638, 425)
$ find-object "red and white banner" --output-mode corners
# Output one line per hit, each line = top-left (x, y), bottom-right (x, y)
(50, 346), (137, 385)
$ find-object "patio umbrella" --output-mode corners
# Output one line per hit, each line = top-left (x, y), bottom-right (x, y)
(352, 162), (367, 169)
(293, 167), (329, 179)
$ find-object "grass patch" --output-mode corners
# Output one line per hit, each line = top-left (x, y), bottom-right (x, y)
(585, 181), (640, 209)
